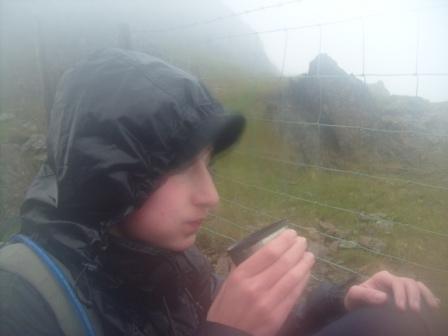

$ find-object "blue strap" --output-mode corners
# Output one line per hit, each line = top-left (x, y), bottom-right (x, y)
(10, 234), (97, 336)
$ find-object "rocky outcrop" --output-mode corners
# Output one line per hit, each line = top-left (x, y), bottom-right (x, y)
(278, 54), (448, 171)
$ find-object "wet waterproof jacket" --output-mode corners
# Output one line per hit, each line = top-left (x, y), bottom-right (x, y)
(0, 48), (349, 336)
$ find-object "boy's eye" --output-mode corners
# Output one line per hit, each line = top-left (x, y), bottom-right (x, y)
(207, 163), (216, 175)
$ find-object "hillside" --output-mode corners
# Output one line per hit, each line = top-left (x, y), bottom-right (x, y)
(275, 54), (448, 172)
(0, 0), (276, 238)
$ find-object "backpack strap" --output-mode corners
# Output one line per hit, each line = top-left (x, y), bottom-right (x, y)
(0, 234), (100, 336)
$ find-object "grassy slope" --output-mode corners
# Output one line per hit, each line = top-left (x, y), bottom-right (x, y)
(198, 78), (448, 310)
(1, 70), (446, 309)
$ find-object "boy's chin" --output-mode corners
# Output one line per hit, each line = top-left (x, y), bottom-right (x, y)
(169, 234), (197, 252)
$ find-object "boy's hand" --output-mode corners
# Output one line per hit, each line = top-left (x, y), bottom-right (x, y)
(344, 270), (440, 312)
(207, 229), (315, 336)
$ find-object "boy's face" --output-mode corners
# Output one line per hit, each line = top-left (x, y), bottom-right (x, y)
(121, 146), (219, 251)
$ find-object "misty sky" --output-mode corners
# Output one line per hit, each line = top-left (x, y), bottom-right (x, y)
(222, 0), (448, 102)
(2, 0), (446, 102)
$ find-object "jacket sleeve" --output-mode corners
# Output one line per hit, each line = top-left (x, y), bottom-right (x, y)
(191, 271), (225, 315)
(279, 278), (357, 336)
(195, 275), (352, 336)
(184, 246), (226, 312)
(194, 263), (355, 336)
(192, 272), (253, 335)
(188, 242), (356, 336)
(0, 269), (64, 336)
(195, 321), (252, 336)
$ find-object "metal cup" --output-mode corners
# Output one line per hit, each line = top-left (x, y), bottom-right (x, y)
(227, 219), (288, 265)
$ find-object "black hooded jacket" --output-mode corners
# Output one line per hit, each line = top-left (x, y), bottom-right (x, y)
(0, 49), (348, 335)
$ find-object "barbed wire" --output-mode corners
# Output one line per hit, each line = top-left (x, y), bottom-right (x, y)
(131, 0), (448, 290)
(217, 196), (448, 273)
(232, 150), (448, 192)
(415, 11), (421, 97)
(200, 226), (325, 282)
(208, 213), (255, 232)
(314, 256), (366, 278)
(133, 0), (302, 33)
(199, 72), (448, 83)
(201, 1), (448, 43)
(201, 225), (237, 242)
(246, 116), (448, 138)
(214, 173), (448, 239)
(201, 221), (364, 280)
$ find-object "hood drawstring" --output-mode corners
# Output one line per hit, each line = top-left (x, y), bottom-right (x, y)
(98, 219), (113, 251)
(73, 262), (98, 308)
(96, 204), (136, 251)
(162, 296), (178, 336)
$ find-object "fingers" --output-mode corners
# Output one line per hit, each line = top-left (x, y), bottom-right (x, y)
(367, 270), (393, 292)
(268, 251), (315, 303)
(255, 237), (308, 289)
(392, 277), (407, 311)
(417, 281), (440, 309)
(272, 272), (312, 328)
(219, 236), (313, 336)
(395, 278), (429, 312)
(396, 278), (440, 312)
(369, 271), (419, 311)
(404, 279), (421, 312)
(238, 229), (298, 277)
(344, 285), (388, 311)
(355, 271), (441, 313)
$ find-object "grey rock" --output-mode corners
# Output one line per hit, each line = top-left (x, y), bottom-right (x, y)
(0, 144), (34, 220)
(22, 121), (38, 132)
(338, 240), (358, 249)
(374, 219), (395, 234)
(0, 113), (15, 122)
(327, 240), (339, 253)
(359, 212), (387, 222)
(318, 221), (338, 235)
(358, 212), (394, 234)
(306, 227), (323, 242)
(21, 134), (46, 153)
(308, 241), (329, 257)
(359, 235), (387, 253)
(317, 221), (349, 238)
(214, 255), (231, 276)
(280, 53), (448, 171)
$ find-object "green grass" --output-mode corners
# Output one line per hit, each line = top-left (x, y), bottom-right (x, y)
(1, 72), (447, 311)
(197, 78), (448, 311)
(0, 119), (12, 144)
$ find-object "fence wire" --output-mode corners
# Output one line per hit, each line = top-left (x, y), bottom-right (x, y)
(198, 1), (448, 44)
(201, 225), (326, 282)
(214, 173), (448, 239)
(203, 219), (367, 280)
(245, 116), (448, 138)
(232, 149), (448, 192)
(134, 0), (303, 34)
(133, 1), (448, 287)
(217, 197), (448, 273)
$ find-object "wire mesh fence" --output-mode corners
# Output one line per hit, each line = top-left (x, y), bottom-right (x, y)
(2, 0), (446, 309)
(130, 0), (448, 300)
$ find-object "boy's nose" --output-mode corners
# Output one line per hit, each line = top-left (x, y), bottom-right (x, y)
(193, 165), (220, 210)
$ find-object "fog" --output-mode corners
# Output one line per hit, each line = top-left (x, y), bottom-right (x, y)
(1, 0), (447, 108)
(1, 0), (448, 311)
(222, 0), (448, 102)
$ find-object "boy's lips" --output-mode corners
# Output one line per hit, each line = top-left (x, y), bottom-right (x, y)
(185, 218), (205, 230)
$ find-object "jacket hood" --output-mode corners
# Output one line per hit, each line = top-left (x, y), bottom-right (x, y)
(19, 48), (245, 261)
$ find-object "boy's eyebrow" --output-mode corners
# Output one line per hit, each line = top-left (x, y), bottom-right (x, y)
(188, 146), (213, 167)
(200, 146), (213, 160)
(201, 152), (212, 165)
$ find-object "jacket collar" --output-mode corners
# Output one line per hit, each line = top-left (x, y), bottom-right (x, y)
(97, 233), (210, 298)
